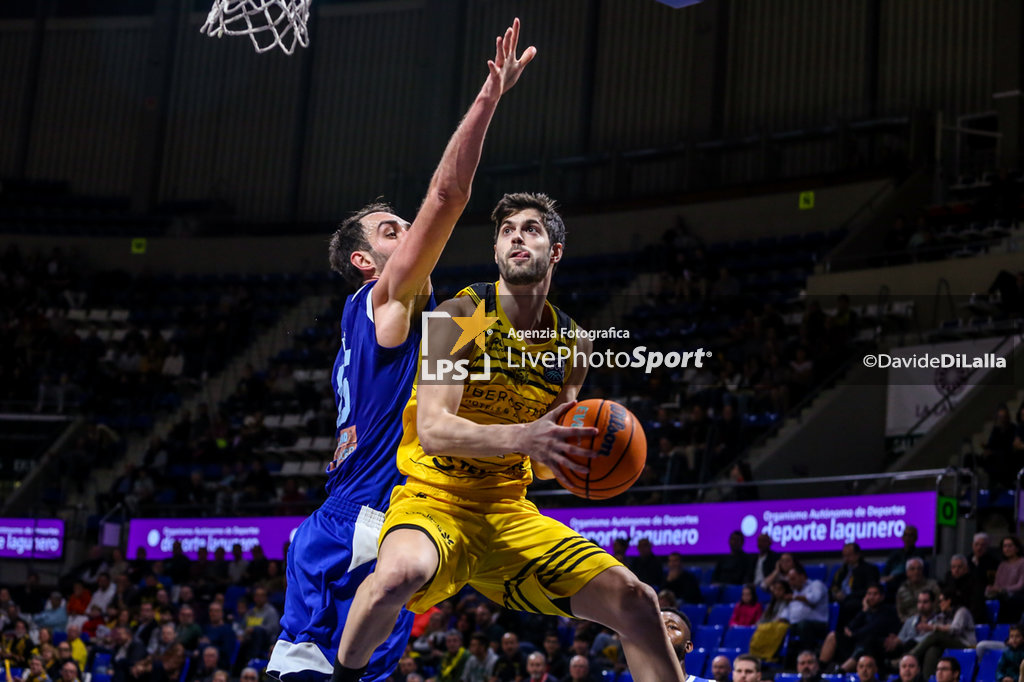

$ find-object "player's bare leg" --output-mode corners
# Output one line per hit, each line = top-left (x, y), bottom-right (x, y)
(570, 566), (685, 682)
(335, 529), (438, 673)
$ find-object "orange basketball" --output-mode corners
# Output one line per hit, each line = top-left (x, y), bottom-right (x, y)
(556, 399), (647, 500)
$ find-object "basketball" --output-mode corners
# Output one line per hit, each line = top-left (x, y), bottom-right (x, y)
(556, 399), (647, 500)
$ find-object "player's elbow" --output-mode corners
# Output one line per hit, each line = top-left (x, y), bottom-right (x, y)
(418, 420), (446, 456)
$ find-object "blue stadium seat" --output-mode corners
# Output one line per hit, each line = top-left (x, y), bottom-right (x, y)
(975, 624), (990, 642)
(711, 648), (743, 665)
(775, 675), (800, 682)
(805, 563), (827, 583)
(977, 648), (1002, 681)
(685, 650), (707, 678)
(986, 599), (1000, 623)
(722, 625), (755, 650)
(828, 602), (840, 631)
(701, 585), (721, 603)
(821, 675), (854, 681)
(225, 585), (248, 613)
(755, 586), (771, 604)
(693, 625), (724, 650)
(682, 604), (707, 627)
(940, 649), (975, 681)
(721, 585), (744, 603)
(619, 673), (633, 682)
(707, 604), (734, 626)
(992, 623), (1011, 641)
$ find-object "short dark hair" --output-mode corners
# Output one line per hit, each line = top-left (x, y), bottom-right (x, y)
(790, 563), (807, 577)
(328, 201), (394, 287)
(490, 192), (566, 247)
(469, 633), (489, 647)
(660, 607), (692, 636)
(937, 655), (960, 674)
(734, 654), (761, 671)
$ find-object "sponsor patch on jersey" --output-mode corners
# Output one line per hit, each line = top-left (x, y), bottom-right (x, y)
(328, 425), (358, 472)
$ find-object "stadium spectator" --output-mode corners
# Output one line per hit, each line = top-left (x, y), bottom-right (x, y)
(728, 584), (763, 626)
(560, 655), (595, 682)
(709, 655), (731, 682)
(198, 602), (234, 669)
(461, 633), (497, 682)
(933, 655), (960, 682)
(995, 624), (1024, 682)
(712, 531), (753, 585)
(493, 632), (526, 682)
(525, 651), (556, 682)
(530, 638), (564, 681)
(752, 534), (779, 587)
(20, 655), (52, 682)
(896, 654), (923, 682)
(819, 584), (899, 673)
(58, 661), (80, 682)
(35, 593), (68, 632)
(855, 655), (879, 681)
(2, 619), (33, 667)
(983, 407), (1018, 487)
(883, 589), (936, 660)
(971, 532), (1001, 576)
(940, 554), (987, 623)
(434, 629), (468, 682)
(907, 589), (976, 676)
(882, 526), (925, 587)
(986, 536), (1024, 623)
(784, 564), (830, 665)
(663, 553), (702, 604)
(110, 626), (146, 682)
(894, 558), (937, 622)
(174, 605), (201, 654)
(795, 651), (822, 682)
(190, 646), (221, 682)
(760, 552), (796, 591)
(731, 654), (760, 682)
(831, 543), (880, 626)
(64, 625), (88, 672)
(629, 539), (665, 588)
(89, 573), (116, 612)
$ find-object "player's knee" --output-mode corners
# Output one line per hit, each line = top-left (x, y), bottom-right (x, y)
(372, 557), (432, 604)
(608, 568), (658, 617)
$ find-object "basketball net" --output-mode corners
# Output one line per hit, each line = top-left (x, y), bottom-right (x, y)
(200, 0), (311, 55)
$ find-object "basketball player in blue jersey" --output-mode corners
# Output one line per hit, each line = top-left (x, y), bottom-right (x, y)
(266, 19), (535, 682)
(333, 192), (685, 682)
(662, 608), (713, 682)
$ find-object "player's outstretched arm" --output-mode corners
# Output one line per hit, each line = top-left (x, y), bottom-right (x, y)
(417, 297), (595, 487)
(373, 19), (535, 315)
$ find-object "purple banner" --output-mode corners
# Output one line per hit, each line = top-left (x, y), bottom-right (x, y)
(0, 519), (65, 559)
(126, 517), (305, 560)
(545, 492), (936, 556)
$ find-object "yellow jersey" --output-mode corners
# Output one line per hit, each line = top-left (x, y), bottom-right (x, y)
(396, 282), (579, 501)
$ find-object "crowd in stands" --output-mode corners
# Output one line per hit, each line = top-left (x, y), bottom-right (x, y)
(574, 225), (866, 493)
(7, 524), (1024, 682)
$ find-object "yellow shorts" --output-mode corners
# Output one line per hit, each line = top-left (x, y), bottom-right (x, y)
(380, 482), (621, 617)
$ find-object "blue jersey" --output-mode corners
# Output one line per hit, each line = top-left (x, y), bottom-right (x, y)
(325, 281), (435, 510)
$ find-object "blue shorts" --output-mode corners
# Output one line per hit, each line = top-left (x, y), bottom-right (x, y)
(267, 495), (413, 682)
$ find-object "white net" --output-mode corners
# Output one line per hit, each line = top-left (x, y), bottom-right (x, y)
(200, 0), (311, 55)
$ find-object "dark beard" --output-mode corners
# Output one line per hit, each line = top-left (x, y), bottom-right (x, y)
(497, 253), (547, 285)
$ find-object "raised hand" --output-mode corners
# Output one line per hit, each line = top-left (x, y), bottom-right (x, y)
(487, 17), (536, 96)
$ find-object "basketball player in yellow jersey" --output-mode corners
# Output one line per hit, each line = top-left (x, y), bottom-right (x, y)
(333, 193), (684, 682)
